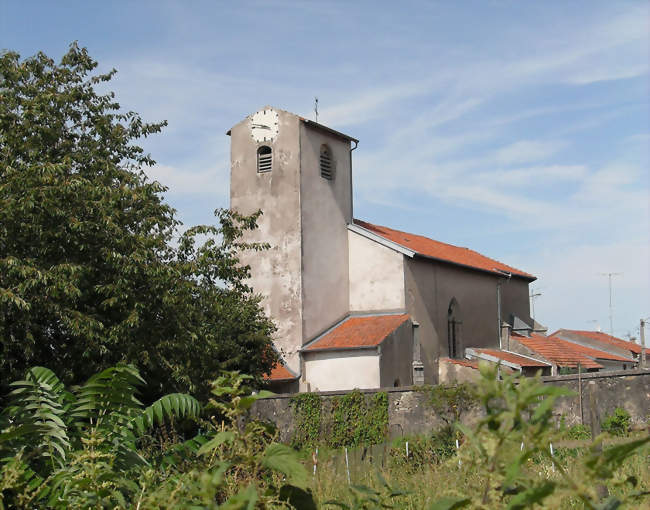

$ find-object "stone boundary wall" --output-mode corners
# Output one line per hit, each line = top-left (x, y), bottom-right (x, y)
(250, 369), (650, 443)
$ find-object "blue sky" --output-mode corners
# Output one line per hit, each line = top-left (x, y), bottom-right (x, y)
(2, 1), (648, 339)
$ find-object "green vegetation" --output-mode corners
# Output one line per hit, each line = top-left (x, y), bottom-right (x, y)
(0, 44), (276, 399)
(424, 382), (477, 425)
(290, 393), (322, 450)
(566, 424), (592, 441)
(290, 390), (389, 450)
(602, 408), (632, 438)
(1, 363), (648, 508)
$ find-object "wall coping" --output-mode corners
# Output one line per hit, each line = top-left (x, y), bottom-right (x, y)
(539, 368), (650, 383)
(259, 369), (650, 401)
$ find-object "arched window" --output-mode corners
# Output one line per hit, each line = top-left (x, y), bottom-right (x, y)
(257, 145), (272, 173)
(320, 144), (334, 180)
(447, 298), (463, 359)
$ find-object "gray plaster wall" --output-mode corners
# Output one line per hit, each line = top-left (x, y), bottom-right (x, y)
(299, 123), (352, 343)
(379, 319), (414, 388)
(405, 258), (508, 383)
(229, 110), (304, 372)
(249, 370), (650, 443)
(500, 277), (533, 326)
(543, 370), (650, 427)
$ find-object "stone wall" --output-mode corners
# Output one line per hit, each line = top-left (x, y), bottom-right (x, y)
(250, 369), (650, 443)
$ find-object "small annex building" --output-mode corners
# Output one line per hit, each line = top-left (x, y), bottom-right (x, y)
(228, 107), (537, 392)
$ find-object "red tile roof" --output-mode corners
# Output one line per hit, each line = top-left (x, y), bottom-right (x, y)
(440, 358), (479, 369)
(303, 314), (410, 352)
(512, 332), (604, 369)
(354, 219), (534, 280)
(475, 348), (549, 367)
(552, 330), (642, 355)
(266, 360), (298, 381)
(552, 338), (632, 362)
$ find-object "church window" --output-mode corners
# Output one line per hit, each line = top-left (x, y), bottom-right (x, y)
(320, 144), (334, 180)
(447, 298), (462, 359)
(257, 145), (272, 173)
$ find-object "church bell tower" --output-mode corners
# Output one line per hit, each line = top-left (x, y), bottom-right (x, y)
(229, 107), (357, 377)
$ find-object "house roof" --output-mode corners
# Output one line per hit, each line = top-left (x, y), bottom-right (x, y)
(512, 332), (604, 369)
(302, 313), (410, 352)
(266, 360), (299, 382)
(554, 338), (633, 362)
(552, 330), (642, 355)
(440, 357), (479, 369)
(473, 348), (551, 368)
(353, 219), (535, 280)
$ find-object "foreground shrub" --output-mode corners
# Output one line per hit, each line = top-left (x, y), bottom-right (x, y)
(602, 407), (631, 437)
(0, 367), (314, 509)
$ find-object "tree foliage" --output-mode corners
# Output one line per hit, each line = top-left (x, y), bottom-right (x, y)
(0, 43), (277, 399)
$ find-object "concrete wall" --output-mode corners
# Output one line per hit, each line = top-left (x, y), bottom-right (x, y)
(250, 370), (650, 443)
(544, 370), (650, 427)
(379, 319), (414, 387)
(299, 123), (352, 342)
(303, 349), (380, 391)
(348, 231), (405, 312)
(230, 109), (303, 372)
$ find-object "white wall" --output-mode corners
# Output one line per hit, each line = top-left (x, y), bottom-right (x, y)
(304, 350), (380, 391)
(348, 230), (405, 312)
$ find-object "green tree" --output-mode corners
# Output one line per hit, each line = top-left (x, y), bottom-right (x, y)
(0, 43), (277, 400)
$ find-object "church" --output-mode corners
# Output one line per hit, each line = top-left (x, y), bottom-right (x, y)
(229, 107), (536, 392)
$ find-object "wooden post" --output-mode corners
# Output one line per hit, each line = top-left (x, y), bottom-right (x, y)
(578, 363), (583, 424)
(588, 382), (609, 500)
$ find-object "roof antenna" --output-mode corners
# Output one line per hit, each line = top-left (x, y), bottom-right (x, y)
(529, 288), (542, 322)
(599, 272), (622, 335)
(314, 97), (319, 123)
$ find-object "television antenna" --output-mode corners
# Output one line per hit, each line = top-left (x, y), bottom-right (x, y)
(599, 272), (622, 336)
(314, 97), (319, 123)
(529, 288), (542, 322)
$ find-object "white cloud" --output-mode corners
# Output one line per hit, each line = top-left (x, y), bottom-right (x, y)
(144, 163), (229, 201)
(493, 140), (567, 165)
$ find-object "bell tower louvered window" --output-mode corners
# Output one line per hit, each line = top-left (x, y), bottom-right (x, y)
(257, 145), (272, 173)
(320, 144), (334, 180)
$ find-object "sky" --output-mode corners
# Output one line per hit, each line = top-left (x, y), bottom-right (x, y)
(2, 0), (649, 340)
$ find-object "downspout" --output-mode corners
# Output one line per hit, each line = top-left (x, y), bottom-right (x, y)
(349, 140), (358, 221)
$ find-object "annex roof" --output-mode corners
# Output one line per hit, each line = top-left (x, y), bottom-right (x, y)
(552, 330), (642, 355)
(512, 332), (604, 369)
(470, 348), (551, 368)
(352, 220), (535, 280)
(440, 357), (479, 369)
(266, 360), (299, 382)
(302, 313), (410, 353)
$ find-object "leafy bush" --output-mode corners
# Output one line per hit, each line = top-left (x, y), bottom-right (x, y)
(602, 407), (631, 437)
(566, 424), (592, 440)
